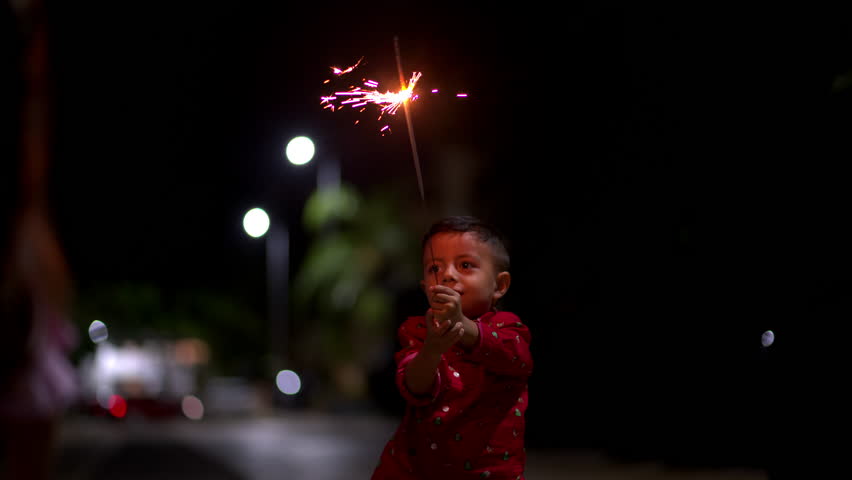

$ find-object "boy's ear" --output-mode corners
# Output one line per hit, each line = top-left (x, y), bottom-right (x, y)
(492, 271), (511, 302)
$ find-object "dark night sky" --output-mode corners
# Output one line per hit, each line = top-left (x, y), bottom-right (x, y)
(6, 0), (848, 468)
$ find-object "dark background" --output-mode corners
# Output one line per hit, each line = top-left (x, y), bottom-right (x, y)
(4, 1), (848, 474)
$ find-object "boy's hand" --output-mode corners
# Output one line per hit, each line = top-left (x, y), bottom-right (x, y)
(428, 285), (465, 325)
(423, 309), (464, 355)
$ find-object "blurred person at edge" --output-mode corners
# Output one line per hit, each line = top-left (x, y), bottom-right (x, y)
(1, 1), (80, 479)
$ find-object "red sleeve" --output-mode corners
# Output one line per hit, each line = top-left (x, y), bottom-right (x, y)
(464, 311), (533, 377)
(393, 317), (452, 406)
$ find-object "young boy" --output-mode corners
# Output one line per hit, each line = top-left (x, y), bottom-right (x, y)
(372, 216), (532, 480)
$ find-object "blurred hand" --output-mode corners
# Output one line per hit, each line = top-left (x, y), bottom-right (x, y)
(428, 285), (464, 325)
(423, 309), (463, 355)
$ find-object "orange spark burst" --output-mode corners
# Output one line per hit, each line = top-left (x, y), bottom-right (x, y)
(330, 57), (363, 76)
(321, 71), (422, 132)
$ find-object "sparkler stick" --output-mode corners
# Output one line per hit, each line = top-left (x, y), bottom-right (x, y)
(394, 36), (426, 206)
(320, 42), (466, 290)
(392, 36), (440, 289)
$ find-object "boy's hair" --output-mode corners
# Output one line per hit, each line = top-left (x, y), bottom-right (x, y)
(422, 216), (510, 273)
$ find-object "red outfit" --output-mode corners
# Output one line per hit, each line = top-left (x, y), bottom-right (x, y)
(372, 311), (532, 480)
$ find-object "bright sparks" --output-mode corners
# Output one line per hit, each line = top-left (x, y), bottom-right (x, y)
(332, 57), (363, 76)
(321, 58), (421, 133)
(321, 57), (467, 134)
(321, 71), (422, 133)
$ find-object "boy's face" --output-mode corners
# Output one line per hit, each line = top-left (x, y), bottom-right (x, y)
(420, 232), (509, 319)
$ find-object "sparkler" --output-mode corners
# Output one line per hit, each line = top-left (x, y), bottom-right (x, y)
(393, 37), (426, 206)
(318, 39), (440, 284)
(320, 53), (467, 136)
(321, 69), (422, 135)
(329, 56), (363, 77)
(392, 36), (439, 288)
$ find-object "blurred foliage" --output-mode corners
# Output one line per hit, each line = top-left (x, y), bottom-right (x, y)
(71, 284), (265, 378)
(832, 69), (852, 93)
(293, 183), (422, 401)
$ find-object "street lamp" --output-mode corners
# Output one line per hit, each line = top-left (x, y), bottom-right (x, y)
(242, 135), (328, 367)
(242, 207), (288, 372)
(243, 207), (270, 238)
(286, 136), (315, 166)
(243, 135), (338, 402)
(286, 135), (339, 189)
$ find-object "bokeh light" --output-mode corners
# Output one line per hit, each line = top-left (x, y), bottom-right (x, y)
(243, 207), (270, 238)
(182, 395), (204, 420)
(88, 320), (108, 343)
(96, 385), (113, 409)
(108, 395), (127, 418)
(761, 330), (775, 348)
(285, 136), (315, 166)
(276, 369), (302, 395)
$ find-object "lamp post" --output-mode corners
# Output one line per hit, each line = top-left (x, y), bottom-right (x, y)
(273, 135), (316, 371)
(258, 135), (324, 373)
(266, 219), (289, 370)
(287, 135), (339, 190)
(243, 136), (339, 398)
(242, 207), (289, 370)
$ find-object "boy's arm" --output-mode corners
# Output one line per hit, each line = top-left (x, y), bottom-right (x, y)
(461, 311), (533, 377)
(403, 348), (442, 395)
(394, 317), (452, 405)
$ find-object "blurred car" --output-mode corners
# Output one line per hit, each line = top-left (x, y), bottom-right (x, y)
(77, 337), (208, 420)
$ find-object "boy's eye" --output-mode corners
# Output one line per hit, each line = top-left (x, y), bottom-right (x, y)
(460, 261), (472, 269)
(427, 265), (439, 273)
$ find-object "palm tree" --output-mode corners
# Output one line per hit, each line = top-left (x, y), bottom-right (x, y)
(292, 183), (422, 408)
